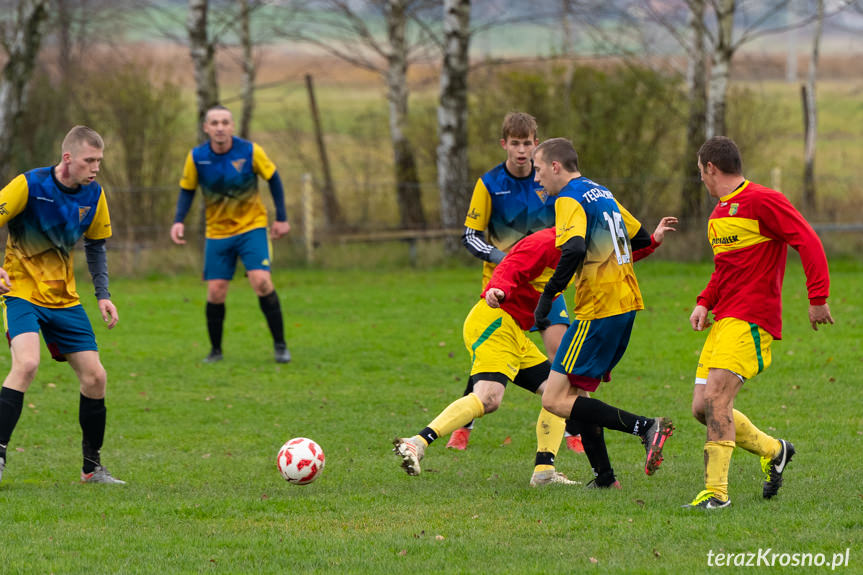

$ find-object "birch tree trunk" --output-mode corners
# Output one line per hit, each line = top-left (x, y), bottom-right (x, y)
(707, 0), (735, 139)
(0, 0), (49, 179)
(680, 0), (707, 228)
(802, 0), (823, 213)
(385, 0), (426, 229)
(187, 0), (219, 144)
(238, 0), (256, 139)
(436, 0), (470, 249)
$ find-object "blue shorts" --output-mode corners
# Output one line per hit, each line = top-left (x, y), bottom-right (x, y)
(529, 294), (570, 332)
(551, 311), (636, 392)
(204, 227), (271, 281)
(2, 296), (98, 362)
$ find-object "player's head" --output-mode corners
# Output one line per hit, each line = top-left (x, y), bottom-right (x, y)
(697, 137), (742, 197)
(60, 125), (104, 186)
(500, 112), (538, 172)
(203, 105), (235, 145)
(532, 137), (579, 196)
(697, 136), (742, 176)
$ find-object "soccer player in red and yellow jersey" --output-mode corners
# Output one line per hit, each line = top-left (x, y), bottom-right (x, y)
(532, 138), (675, 489)
(171, 105), (291, 364)
(0, 126), (124, 485)
(684, 137), (832, 510)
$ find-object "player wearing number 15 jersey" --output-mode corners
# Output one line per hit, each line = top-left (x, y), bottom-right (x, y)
(531, 137), (675, 489)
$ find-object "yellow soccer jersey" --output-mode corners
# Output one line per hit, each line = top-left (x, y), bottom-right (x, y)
(179, 137), (276, 239)
(554, 177), (644, 320)
(0, 168), (112, 308)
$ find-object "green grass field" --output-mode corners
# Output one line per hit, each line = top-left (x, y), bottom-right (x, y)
(1, 259), (860, 573)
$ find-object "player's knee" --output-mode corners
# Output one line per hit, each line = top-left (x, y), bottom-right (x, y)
(479, 393), (501, 414)
(541, 394), (562, 418)
(80, 366), (107, 396)
(12, 357), (40, 382)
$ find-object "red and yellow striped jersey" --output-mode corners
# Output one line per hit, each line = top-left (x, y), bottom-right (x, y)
(698, 180), (829, 339)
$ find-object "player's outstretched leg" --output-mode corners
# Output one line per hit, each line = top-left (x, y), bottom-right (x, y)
(445, 376), (475, 450)
(761, 439), (795, 499)
(642, 417), (675, 476)
(393, 436), (426, 476)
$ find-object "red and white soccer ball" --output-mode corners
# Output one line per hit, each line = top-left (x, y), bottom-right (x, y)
(276, 437), (325, 485)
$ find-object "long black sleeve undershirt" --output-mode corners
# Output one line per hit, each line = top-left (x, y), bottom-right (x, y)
(84, 238), (110, 300)
(534, 236), (586, 329)
(629, 226), (652, 252)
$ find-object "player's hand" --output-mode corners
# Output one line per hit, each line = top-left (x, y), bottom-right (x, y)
(690, 304), (711, 331)
(809, 303), (833, 331)
(271, 221), (291, 239)
(652, 216), (678, 244)
(0, 267), (11, 295)
(485, 288), (505, 308)
(170, 222), (186, 245)
(534, 296), (553, 331)
(98, 299), (119, 329)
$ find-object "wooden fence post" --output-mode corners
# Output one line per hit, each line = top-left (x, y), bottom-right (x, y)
(302, 173), (314, 264)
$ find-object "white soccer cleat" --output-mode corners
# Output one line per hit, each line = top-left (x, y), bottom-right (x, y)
(393, 436), (425, 476)
(81, 465), (126, 485)
(530, 469), (580, 487)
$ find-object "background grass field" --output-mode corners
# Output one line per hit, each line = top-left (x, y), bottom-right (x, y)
(0, 257), (860, 573)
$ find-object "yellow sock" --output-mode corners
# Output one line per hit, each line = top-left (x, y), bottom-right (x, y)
(733, 409), (781, 458)
(704, 440), (735, 501)
(428, 393), (485, 438)
(534, 408), (566, 473)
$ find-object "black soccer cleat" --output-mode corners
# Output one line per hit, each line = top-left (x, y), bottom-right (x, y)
(762, 439), (795, 499)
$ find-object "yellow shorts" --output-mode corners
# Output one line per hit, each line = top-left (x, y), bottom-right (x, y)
(463, 300), (547, 381)
(695, 317), (773, 383)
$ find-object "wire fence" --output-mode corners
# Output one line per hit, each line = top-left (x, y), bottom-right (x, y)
(43, 169), (863, 276)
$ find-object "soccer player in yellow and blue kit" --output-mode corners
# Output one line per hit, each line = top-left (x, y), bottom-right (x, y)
(171, 105), (291, 364)
(451, 112), (582, 453)
(532, 138), (674, 488)
(0, 126), (124, 485)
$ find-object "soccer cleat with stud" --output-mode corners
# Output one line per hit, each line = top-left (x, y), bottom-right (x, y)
(684, 489), (731, 509)
(392, 436), (425, 476)
(586, 478), (622, 489)
(529, 469), (580, 487)
(81, 465), (126, 485)
(0, 455), (5, 483)
(445, 427), (470, 451)
(203, 349), (223, 363)
(565, 434), (585, 454)
(274, 343), (292, 364)
(642, 417), (674, 475)
(761, 439), (795, 499)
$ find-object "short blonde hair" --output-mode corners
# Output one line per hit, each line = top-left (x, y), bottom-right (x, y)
(62, 125), (104, 154)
